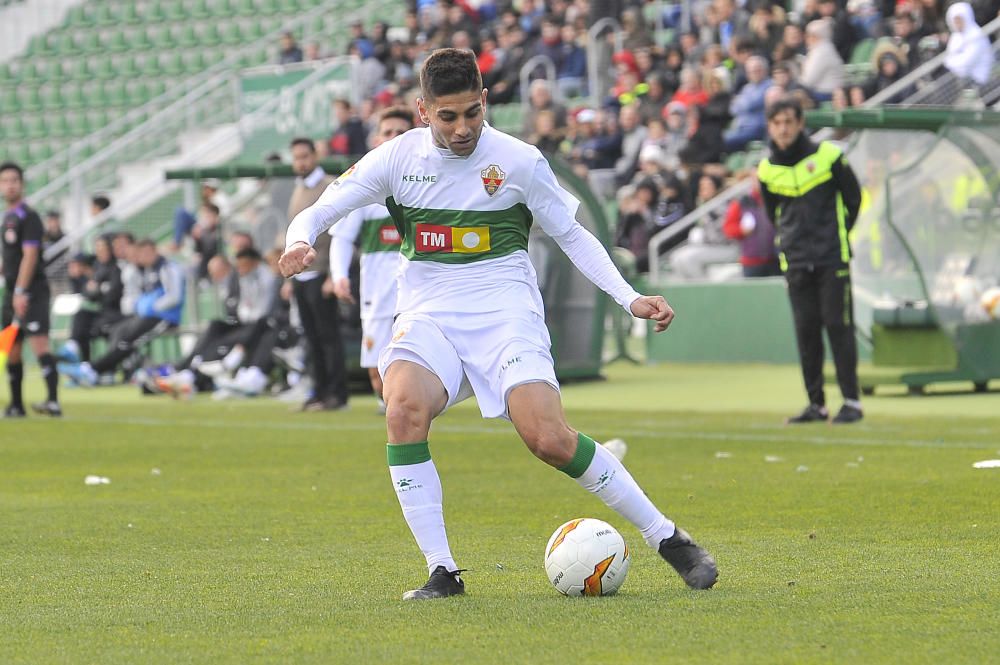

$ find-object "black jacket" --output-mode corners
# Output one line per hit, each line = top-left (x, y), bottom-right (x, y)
(757, 133), (862, 270)
(84, 258), (123, 314)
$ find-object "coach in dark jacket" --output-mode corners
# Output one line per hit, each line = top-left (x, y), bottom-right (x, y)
(65, 234), (123, 363)
(757, 98), (863, 425)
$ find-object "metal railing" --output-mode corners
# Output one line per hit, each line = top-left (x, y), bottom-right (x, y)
(42, 56), (358, 264)
(646, 17), (1000, 283)
(519, 54), (559, 108)
(24, 0), (387, 212)
(587, 17), (623, 108)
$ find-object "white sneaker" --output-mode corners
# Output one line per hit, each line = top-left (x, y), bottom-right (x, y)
(232, 366), (267, 396)
(198, 360), (227, 378)
(222, 346), (245, 372)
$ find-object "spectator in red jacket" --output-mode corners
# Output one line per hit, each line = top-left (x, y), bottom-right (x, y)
(722, 183), (780, 278)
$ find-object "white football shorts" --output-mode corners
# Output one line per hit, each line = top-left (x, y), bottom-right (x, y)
(378, 310), (559, 419)
(360, 316), (393, 368)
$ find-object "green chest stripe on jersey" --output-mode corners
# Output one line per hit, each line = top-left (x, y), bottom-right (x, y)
(384, 198), (533, 264)
(358, 216), (402, 254)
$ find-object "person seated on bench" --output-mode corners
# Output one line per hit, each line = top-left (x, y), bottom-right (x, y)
(64, 239), (185, 386)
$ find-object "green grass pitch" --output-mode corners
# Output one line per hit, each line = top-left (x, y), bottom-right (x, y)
(1, 363), (998, 664)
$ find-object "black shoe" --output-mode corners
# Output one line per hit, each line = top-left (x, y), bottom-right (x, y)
(302, 396), (348, 412)
(31, 401), (62, 417)
(786, 404), (829, 424)
(3, 404), (26, 418)
(402, 566), (466, 600)
(832, 404), (863, 424)
(658, 528), (718, 590)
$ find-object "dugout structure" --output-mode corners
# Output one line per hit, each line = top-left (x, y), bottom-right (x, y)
(808, 108), (1000, 394)
(165, 154), (610, 382)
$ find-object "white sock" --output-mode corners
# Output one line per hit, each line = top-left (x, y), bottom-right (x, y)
(387, 443), (457, 574)
(568, 434), (676, 549)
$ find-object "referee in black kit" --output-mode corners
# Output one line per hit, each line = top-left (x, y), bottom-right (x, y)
(1, 162), (61, 417)
(757, 99), (863, 425)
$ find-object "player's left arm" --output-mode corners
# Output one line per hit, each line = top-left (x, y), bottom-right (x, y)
(831, 152), (862, 232)
(527, 157), (675, 333)
(12, 213), (43, 318)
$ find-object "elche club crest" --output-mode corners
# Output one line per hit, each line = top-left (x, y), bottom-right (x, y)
(481, 164), (506, 196)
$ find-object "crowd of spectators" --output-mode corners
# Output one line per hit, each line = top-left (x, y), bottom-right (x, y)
(271, 0), (996, 278)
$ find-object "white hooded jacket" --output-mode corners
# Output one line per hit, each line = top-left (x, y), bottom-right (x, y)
(945, 2), (994, 86)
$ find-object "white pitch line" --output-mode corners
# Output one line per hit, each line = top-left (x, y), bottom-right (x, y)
(57, 415), (997, 450)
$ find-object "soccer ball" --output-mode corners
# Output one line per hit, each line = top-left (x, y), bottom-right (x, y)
(981, 287), (1000, 319)
(544, 518), (631, 596)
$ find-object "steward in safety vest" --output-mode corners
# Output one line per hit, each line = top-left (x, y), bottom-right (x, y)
(757, 97), (865, 426)
(757, 108), (861, 271)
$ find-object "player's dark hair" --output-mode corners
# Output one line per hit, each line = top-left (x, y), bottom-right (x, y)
(420, 48), (483, 101)
(0, 161), (24, 181)
(235, 247), (262, 261)
(136, 238), (157, 249)
(202, 202), (221, 216)
(766, 96), (804, 120)
(91, 195), (111, 211)
(379, 106), (415, 129)
(116, 231), (135, 244)
(290, 137), (316, 153)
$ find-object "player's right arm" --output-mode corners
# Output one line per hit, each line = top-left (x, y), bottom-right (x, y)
(281, 147), (391, 278)
(329, 208), (364, 304)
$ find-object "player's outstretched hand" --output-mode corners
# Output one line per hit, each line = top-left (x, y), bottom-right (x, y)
(630, 295), (675, 333)
(333, 277), (356, 304)
(279, 242), (316, 278)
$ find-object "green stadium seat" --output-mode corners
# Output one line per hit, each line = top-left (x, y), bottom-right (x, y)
(78, 32), (101, 54)
(94, 3), (116, 25)
(208, 0), (234, 17)
(55, 33), (78, 56)
(129, 27), (153, 51)
(66, 111), (89, 137)
(183, 51), (206, 74)
(0, 63), (11, 82)
(3, 116), (26, 140)
(18, 86), (41, 112)
(29, 141), (54, 162)
(139, 53), (162, 77)
(104, 80), (127, 107)
(144, 0), (167, 22)
(8, 143), (31, 165)
(278, 0), (301, 13)
(165, 0), (186, 21)
(18, 61), (40, 82)
(221, 23), (242, 45)
(67, 59), (91, 81)
(40, 84), (62, 109)
(0, 88), (19, 114)
(235, 0), (256, 16)
(46, 113), (70, 139)
(25, 115), (46, 139)
(243, 21), (264, 41)
(121, 2), (141, 23)
(91, 56), (115, 80)
(117, 56), (141, 78)
(149, 24), (172, 49)
(64, 5), (90, 27)
(189, 0), (211, 18)
(201, 24), (221, 46)
(178, 25), (199, 48)
(850, 38), (876, 65)
(105, 29), (129, 53)
(86, 109), (109, 133)
(257, 0), (279, 15)
(61, 81), (84, 108)
(161, 52), (185, 76)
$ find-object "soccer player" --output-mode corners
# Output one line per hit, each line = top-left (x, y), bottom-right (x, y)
(329, 107), (415, 406)
(280, 49), (717, 599)
(1, 162), (61, 417)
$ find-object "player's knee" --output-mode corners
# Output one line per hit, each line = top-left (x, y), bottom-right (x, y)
(384, 394), (433, 441)
(522, 426), (575, 467)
